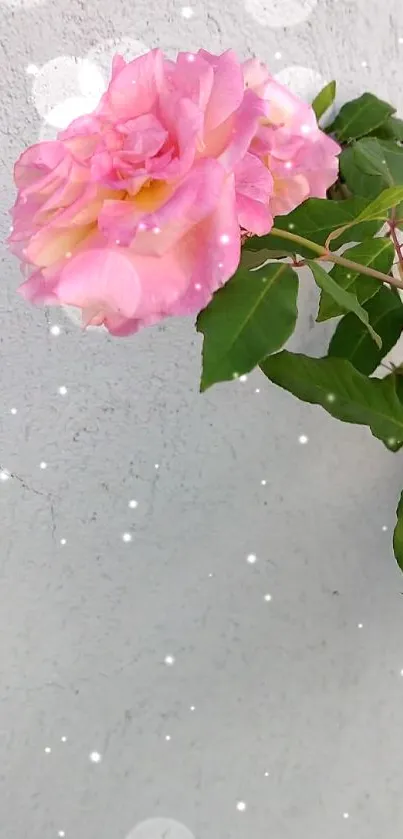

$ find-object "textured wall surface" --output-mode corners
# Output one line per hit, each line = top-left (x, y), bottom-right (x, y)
(1, 1), (403, 838)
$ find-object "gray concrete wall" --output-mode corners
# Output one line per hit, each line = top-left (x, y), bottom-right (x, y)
(1, 1), (403, 838)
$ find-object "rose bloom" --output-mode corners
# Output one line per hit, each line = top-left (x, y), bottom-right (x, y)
(8, 49), (340, 335)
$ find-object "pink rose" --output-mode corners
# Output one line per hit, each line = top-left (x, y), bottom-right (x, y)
(9, 49), (271, 335)
(243, 59), (340, 216)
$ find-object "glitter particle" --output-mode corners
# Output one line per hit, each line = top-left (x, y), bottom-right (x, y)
(190, 705), (196, 711)
(264, 771), (270, 777)
(58, 832), (66, 838)
(44, 746), (51, 754)
(382, 525), (388, 532)
(264, 593), (272, 602)
(274, 51), (282, 59)
(65, 251), (72, 258)
(285, 161), (293, 170)
(301, 124), (311, 134)
(50, 325), (61, 336)
(288, 222), (295, 229)
(164, 655), (175, 666)
(399, 36), (403, 44)
(246, 553), (257, 564)
(187, 54), (195, 62)
(220, 233), (230, 244)
(154, 463), (159, 470)
(152, 226), (161, 234)
(358, 623), (363, 629)
(0, 469), (11, 482)
(236, 801), (247, 812)
(129, 499), (138, 509)
(26, 64), (39, 75)
(165, 735), (171, 741)
(181, 5), (194, 18)
(298, 434), (308, 445)
(39, 461), (48, 470)
(60, 538), (67, 546)
(122, 532), (132, 543)
(261, 479), (267, 486)
(343, 813), (349, 820)
(61, 736), (67, 742)
(10, 408), (18, 415)
(326, 393), (336, 403)
(239, 374), (248, 383)
(58, 385), (68, 396)
(255, 388), (260, 394)
(361, 60), (368, 67)
(89, 751), (102, 763)
(195, 283), (202, 290)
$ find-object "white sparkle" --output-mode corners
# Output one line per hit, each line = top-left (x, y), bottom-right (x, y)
(0, 469), (11, 482)
(10, 408), (18, 415)
(246, 553), (257, 564)
(382, 525), (388, 532)
(264, 593), (272, 602)
(129, 499), (138, 509)
(298, 434), (309, 445)
(122, 532), (132, 543)
(274, 51), (282, 60)
(285, 161), (293, 170)
(115, 239), (120, 245)
(190, 705), (196, 711)
(138, 222), (147, 231)
(239, 374), (248, 383)
(218, 262), (224, 268)
(387, 437), (396, 446)
(39, 461), (48, 470)
(346, 274), (351, 279)
(65, 251), (72, 258)
(187, 54), (196, 62)
(58, 385), (68, 396)
(181, 5), (194, 17)
(358, 623), (363, 629)
(60, 538), (67, 546)
(255, 388), (260, 394)
(58, 832), (66, 838)
(361, 60), (368, 67)
(194, 283), (202, 290)
(152, 226), (161, 234)
(343, 813), (349, 820)
(236, 801), (247, 812)
(164, 655), (175, 666)
(399, 36), (403, 44)
(208, 572), (213, 578)
(288, 223), (295, 229)
(301, 123), (311, 134)
(50, 325), (61, 336)
(261, 479), (267, 486)
(26, 64), (39, 75)
(264, 771), (270, 777)
(154, 463), (160, 470)
(165, 735), (171, 741)
(44, 746), (51, 754)
(61, 736), (67, 742)
(326, 393), (336, 403)
(89, 751), (102, 763)
(220, 233), (230, 244)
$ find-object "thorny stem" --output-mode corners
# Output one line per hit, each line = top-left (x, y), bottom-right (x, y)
(270, 226), (403, 290)
(389, 212), (403, 281)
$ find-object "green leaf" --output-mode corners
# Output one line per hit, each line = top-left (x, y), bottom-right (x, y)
(378, 373), (403, 451)
(245, 197), (382, 258)
(340, 138), (403, 198)
(356, 185), (403, 221)
(328, 286), (403, 374)
(370, 115), (403, 141)
(308, 260), (381, 347)
(393, 491), (403, 571)
(260, 351), (403, 444)
(328, 92), (395, 142)
(317, 238), (394, 321)
(312, 80), (336, 121)
(240, 249), (287, 270)
(197, 263), (298, 391)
